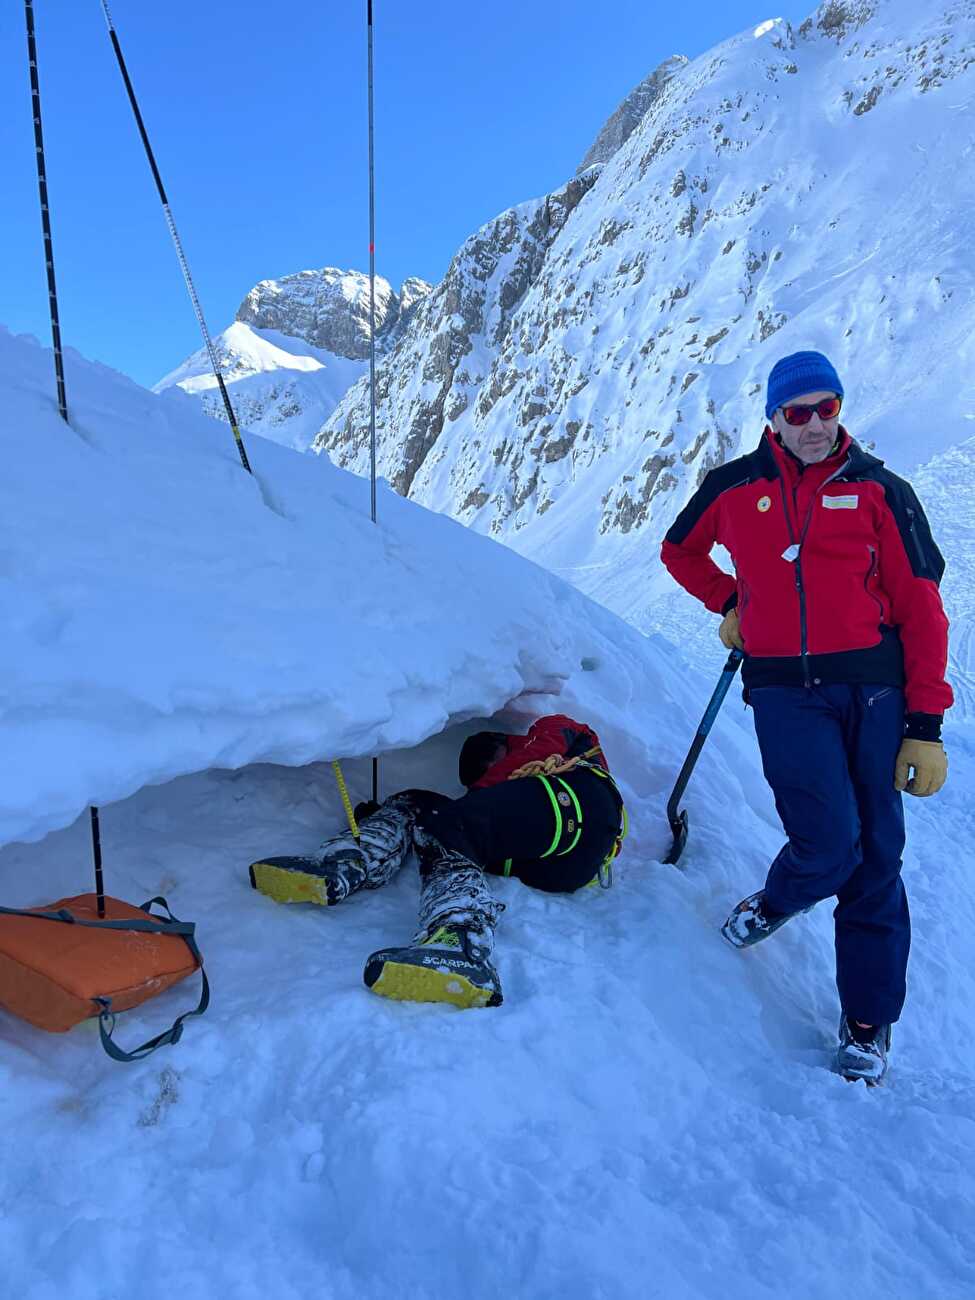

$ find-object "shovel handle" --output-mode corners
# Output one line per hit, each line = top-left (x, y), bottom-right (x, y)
(664, 649), (743, 865)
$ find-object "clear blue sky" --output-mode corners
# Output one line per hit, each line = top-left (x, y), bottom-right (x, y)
(2, 1), (811, 387)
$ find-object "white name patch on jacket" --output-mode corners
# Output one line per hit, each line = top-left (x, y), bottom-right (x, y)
(822, 495), (860, 510)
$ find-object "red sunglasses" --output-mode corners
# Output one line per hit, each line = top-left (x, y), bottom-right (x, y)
(780, 396), (843, 426)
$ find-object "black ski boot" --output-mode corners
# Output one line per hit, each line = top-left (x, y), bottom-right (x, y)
(721, 889), (810, 949)
(364, 828), (504, 1008)
(837, 1015), (891, 1084)
(249, 795), (415, 907)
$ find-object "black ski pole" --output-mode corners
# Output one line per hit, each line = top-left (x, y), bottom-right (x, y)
(99, 1), (252, 475)
(663, 648), (743, 867)
(24, 0), (68, 423)
(25, 1), (107, 915)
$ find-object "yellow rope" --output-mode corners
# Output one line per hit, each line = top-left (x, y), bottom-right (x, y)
(332, 760), (360, 838)
(507, 744), (603, 782)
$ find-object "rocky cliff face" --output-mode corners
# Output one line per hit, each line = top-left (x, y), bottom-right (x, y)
(577, 55), (689, 173)
(313, 0), (975, 631)
(315, 172), (601, 497)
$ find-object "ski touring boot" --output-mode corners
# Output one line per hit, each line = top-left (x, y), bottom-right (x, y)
(364, 829), (505, 1009)
(249, 796), (415, 908)
(837, 1015), (891, 1086)
(721, 889), (811, 950)
(364, 921), (502, 1009)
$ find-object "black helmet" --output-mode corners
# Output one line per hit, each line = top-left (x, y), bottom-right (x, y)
(458, 731), (509, 788)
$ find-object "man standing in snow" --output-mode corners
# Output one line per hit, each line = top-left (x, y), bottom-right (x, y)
(660, 350), (952, 1082)
(250, 715), (625, 1009)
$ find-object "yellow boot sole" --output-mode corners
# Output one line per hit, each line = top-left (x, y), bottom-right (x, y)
(249, 859), (335, 907)
(365, 955), (501, 1008)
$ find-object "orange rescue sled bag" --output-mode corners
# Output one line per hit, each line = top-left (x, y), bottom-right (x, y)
(0, 893), (208, 1062)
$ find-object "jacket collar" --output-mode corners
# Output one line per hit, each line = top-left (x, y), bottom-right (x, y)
(758, 424), (886, 481)
(840, 436), (885, 478)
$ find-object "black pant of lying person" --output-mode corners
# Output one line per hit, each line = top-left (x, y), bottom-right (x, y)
(249, 716), (626, 1008)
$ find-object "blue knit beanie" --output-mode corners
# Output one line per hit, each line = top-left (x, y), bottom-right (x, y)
(766, 351), (844, 419)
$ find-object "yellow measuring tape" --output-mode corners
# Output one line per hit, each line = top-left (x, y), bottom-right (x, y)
(331, 760), (360, 839)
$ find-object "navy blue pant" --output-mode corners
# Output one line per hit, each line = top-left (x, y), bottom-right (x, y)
(751, 684), (909, 1025)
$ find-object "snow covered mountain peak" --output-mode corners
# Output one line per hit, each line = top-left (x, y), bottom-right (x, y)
(156, 320), (325, 393)
(236, 266), (429, 361)
(577, 54), (690, 174)
(156, 267), (432, 451)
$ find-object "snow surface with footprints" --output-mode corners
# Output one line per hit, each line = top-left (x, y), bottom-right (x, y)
(3, 322), (975, 1298)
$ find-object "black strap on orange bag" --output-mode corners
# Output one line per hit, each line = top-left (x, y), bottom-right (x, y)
(0, 896), (209, 1063)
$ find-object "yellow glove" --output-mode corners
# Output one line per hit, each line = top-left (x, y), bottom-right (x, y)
(894, 739), (947, 797)
(719, 609), (744, 651)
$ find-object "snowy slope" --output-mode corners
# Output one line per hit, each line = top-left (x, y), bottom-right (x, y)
(316, 0), (975, 633)
(4, 718), (975, 1300)
(915, 435), (975, 720)
(0, 325), (664, 849)
(3, 328), (975, 1300)
(156, 268), (431, 452)
(155, 321), (368, 452)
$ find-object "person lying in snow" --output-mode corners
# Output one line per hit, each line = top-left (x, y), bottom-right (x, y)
(249, 715), (626, 1009)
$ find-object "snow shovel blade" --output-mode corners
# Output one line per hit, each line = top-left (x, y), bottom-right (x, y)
(663, 809), (689, 866)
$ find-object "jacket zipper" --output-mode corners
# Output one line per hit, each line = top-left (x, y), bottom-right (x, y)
(793, 534), (810, 683)
(776, 476), (810, 684)
(905, 507), (927, 572)
(776, 457), (851, 687)
(864, 545), (884, 620)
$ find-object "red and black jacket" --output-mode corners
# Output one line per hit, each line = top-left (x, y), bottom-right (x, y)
(471, 715), (610, 790)
(661, 428), (952, 735)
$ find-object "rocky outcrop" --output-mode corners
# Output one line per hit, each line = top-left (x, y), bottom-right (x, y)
(576, 55), (689, 173)
(313, 172), (601, 495)
(237, 268), (431, 361)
